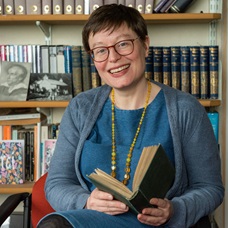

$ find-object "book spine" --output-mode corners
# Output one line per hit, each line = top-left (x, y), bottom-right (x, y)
(0, 45), (6, 61)
(81, 46), (92, 91)
(118, 0), (125, 4)
(53, 0), (63, 14)
(153, 0), (168, 13)
(180, 46), (190, 93)
(56, 45), (65, 73)
(64, 0), (75, 14)
(171, 46), (181, 90)
(125, 0), (136, 8)
(84, 0), (89, 14)
(30, 130), (35, 181)
(152, 46), (163, 83)
(200, 46), (209, 99)
(162, 46), (171, 87)
(64, 45), (73, 73)
(135, 0), (145, 13)
(3, 0), (14, 15)
(0, 0), (2, 15)
(207, 111), (219, 142)
(3, 126), (12, 140)
(209, 45), (219, 99)
(170, 0), (195, 13)
(145, 46), (153, 81)
(160, 0), (176, 13)
(42, 0), (52, 14)
(15, 0), (26, 15)
(104, 0), (118, 4)
(145, 0), (154, 13)
(91, 60), (101, 89)
(190, 46), (200, 98)
(75, 0), (84, 14)
(90, 0), (103, 13)
(40, 45), (50, 73)
(71, 45), (83, 96)
(26, 0), (41, 14)
(49, 45), (58, 74)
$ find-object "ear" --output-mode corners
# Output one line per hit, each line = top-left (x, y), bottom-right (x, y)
(144, 36), (150, 58)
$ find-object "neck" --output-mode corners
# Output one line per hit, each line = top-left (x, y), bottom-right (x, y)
(110, 79), (150, 110)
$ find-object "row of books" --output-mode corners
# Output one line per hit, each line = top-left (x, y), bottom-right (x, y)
(0, 0), (158, 15)
(0, 119), (59, 183)
(0, 44), (220, 99)
(145, 45), (219, 99)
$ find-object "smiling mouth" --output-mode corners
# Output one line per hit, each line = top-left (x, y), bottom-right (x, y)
(109, 64), (130, 74)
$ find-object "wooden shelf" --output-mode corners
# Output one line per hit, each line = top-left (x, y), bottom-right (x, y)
(0, 13), (221, 25)
(0, 182), (34, 194)
(0, 99), (221, 109)
(0, 101), (69, 108)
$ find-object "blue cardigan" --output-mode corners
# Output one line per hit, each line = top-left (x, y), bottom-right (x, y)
(45, 82), (224, 227)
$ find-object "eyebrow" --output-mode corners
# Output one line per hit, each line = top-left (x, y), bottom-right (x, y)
(91, 34), (133, 49)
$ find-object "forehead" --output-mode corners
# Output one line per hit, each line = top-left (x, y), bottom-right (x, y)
(89, 24), (135, 47)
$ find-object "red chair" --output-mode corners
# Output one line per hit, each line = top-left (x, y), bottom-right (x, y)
(0, 173), (55, 228)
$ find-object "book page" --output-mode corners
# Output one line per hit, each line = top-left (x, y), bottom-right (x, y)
(132, 145), (157, 191)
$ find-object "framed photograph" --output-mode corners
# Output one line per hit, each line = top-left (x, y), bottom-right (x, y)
(0, 61), (32, 101)
(0, 140), (25, 184)
(27, 73), (73, 101)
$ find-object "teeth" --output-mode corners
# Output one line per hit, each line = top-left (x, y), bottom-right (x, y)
(110, 65), (129, 74)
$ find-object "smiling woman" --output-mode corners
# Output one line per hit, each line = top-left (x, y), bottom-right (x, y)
(37, 4), (224, 228)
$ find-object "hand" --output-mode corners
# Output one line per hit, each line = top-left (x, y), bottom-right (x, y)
(137, 198), (173, 226)
(85, 188), (129, 215)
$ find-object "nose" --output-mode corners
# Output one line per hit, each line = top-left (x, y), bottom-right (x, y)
(108, 47), (121, 62)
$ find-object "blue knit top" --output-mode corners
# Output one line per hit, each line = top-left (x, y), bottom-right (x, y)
(80, 90), (174, 191)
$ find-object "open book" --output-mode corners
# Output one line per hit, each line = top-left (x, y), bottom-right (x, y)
(87, 144), (175, 214)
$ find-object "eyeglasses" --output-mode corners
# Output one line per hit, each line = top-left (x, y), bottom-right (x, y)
(89, 37), (139, 62)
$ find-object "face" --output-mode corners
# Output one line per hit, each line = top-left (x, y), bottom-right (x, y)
(88, 24), (150, 90)
(7, 66), (24, 86)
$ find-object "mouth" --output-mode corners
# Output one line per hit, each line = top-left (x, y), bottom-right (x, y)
(109, 64), (130, 74)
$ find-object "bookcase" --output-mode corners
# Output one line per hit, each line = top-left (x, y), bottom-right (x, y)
(0, 1), (227, 226)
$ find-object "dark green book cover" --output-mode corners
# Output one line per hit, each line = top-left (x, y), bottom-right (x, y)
(88, 144), (175, 214)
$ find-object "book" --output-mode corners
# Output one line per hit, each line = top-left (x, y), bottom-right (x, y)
(136, 0), (145, 13)
(199, 46), (209, 99)
(0, 140), (25, 184)
(190, 46), (200, 98)
(49, 45), (58, 74)
(171, 46), (181, 90)
(75, 0), (84, 14)
(2, 126), (11, 140)
(3, 0), (14, 15)
(0, 0), (2, 15)
(104, 0), (118, 4)
(125, 0), (135, 8)
(0, 113), (42, 121)
(26, 0), (41, 14)
(145, 46), (153, 81)
(56, 45), (65, 73)
(90, 0), (103, 13)
(14, 0), (26, 15)
(180, 46), (190, 93)
(42, 0), (52, 14)
(71, 45), (83, 96)
(145, 0), (154, 13)
(207, 111), (219, 143)
(64, 0), (74, 14)
(170, 0), (195, 13)
(162, 46), (171, 86)
(152, 46), (163, 83)
(153, 0), (168, 13)
(63, 45), (72, 74)
(42, 139), (57, 174)
(160, 0), (176, 13)
(88, 144), (175, 214)
(53, 0), (63, 14)
(209, 45), (219, 99)
(91, 60), (101, 89)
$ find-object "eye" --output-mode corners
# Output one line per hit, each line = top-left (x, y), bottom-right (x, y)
(117, 41), (130, 49)
(94, 47), (108, 55)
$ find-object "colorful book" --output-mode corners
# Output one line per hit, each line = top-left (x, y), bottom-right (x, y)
(64, 45), (73, 74)
(42, 139), (57, 174)
(0, 140), (25, 184)
(2, 126), (11, 140)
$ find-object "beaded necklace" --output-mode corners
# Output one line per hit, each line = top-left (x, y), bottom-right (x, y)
(110, 80), (152, 185)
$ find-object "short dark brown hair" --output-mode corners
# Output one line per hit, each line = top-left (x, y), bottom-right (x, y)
(82, 4), (148, 52)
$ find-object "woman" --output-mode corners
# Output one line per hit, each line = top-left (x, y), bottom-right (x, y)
(38, 4), (224, 228)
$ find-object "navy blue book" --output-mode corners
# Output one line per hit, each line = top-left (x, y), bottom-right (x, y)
(171, 46), (181, 90)
(162, 47), (171, 87)
(180, 46), (190, 94)
(190, 46), (200, 98)
(199, 46), (209, 99)
(152, 46), (163, 83)
(145, 46), (153, 81)
(209, 46), (219, 99)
